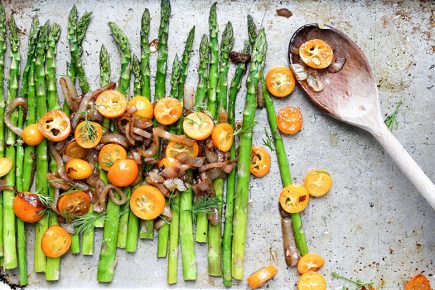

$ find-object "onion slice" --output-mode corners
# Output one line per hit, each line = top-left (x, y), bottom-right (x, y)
(290, 46), (300, 55)
(154, 218), (166, 230)
(290, 63), (308, 81)
(154, 127), (194, 146)
(137, 129), (159, 158)
(102, 133), (130, 148)
(59, 76), (79, 112)
(4, 97), (27, 138)
(183, 86), (195, 110)
(0, 180), (16, 192)
(328, 56), (346, 73)
(307, 70), (325, 92)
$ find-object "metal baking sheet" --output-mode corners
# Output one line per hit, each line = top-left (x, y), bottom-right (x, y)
(2, 0), (434, 289)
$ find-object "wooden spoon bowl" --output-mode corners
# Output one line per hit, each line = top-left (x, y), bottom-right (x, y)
(289, 24), (435, 209)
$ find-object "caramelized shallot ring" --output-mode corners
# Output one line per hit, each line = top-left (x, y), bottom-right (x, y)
(4, 97), (27, 138)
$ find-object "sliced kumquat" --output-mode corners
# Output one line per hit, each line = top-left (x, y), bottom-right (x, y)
(304, 170), (332, 197)
(299, 39), (334, 69)
(266, 66), (296, 97)
(247, 265), (278, 290)
(250, 146), (271, 178)
(279, 184), (310, 213)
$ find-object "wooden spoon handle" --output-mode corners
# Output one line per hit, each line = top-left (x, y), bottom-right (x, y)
(370, 123), (435, 209)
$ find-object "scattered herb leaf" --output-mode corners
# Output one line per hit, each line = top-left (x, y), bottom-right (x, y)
(332, 272), (374, 290)
(384, 101), (402, 131)
(262, 127), (275, 152)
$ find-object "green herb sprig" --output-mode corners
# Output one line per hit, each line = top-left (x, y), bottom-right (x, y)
(384, 101), (402, 131)
(332, 272), (374, 290)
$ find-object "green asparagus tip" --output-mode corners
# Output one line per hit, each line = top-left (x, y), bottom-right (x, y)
(100, 44), (108, 59)
(49, 23), (61, 41)
(0, 2), (5, 18)
(247, 14), (257, 47)
(8, 17), (20, 52)
(141, 8), (150, 29)
(132, 54), (140, 70)
(69, 5), (78, 21)
(30, 16), (40, 35)
(221, 21), (234, 45)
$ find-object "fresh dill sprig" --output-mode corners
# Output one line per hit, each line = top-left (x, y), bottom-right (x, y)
(232, 120), (257, 136)
(78, 105), (98, 142)
(185, 112), (205, 127)
(60, 186), (83, 196)
(188, 196), (221, 224)
(37, 208), (55, 217)
(262, 127), (275, 152)
(118, 203), (130, 217)
(32, 191), (54, 207)
(168, 190), (177, 210)
(384, 101), (402, 131)
(72, 210), (106, 236)
(160, 214), (172, 225)
(332, 272), (374, 290)
(102, 156), (114, 168)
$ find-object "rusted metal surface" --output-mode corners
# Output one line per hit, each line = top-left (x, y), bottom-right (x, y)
(1, 0), (434, 289)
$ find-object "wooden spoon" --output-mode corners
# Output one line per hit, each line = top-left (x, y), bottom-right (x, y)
(289, 24), (435, 209)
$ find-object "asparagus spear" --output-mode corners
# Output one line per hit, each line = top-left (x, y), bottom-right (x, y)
(96, 43), (120, 282)
(208, 21), (234, 277)
(126, 185), (139, 253)
(169, 55), (181, 98)
(45, 23), (61, 280)
(247, 14), (257, 48)
(139, 220), (154, 239)
(22, 16), (39, 196)
(140, 8), (151, 99)
(177, 27), (195, 100)
(138, 10), (154, 239)
(34, 21), (50, 273)
(232, 29), (267, 280)
(0, 5), (5, 260)
(132, 54), (142, 97)
(126, 56), (142, 253)
(194, 34), (210, 243)
(67, 6), (78, 81)
(207, 2), (218, 116)
(67, 6), (92, 253)
(76, 11), (92, 93)
(262, 78), (308, 255)
(63, 62), (72, 115)
(178, 36), (205, 284)
(98, 22), (131, 282)
(108, 22), (131, 97)
(157, 220), (170, 257)
(167, 51), (187, 282)
(20, 44), (38, 285)
(168, 194), (180, 284)
(215, 21), (233, 114)
(107, 21), (132, 249)
(222, 40), (250, 286)
(99, 45), (111, 132)
(67, 5), (92, 93)
(155, 0), (171, 101)
(155, 0), (172, 257)
(3, 16), (20, 271)
(16, 18), (39, 286)
(166, 25), (195, 264)
(92, 45), (111, 231)
(194, 34), (209, 110)
(179, 180), (197, 280)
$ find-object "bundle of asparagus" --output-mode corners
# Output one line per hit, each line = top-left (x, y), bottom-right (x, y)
(0, 1), (310, 287)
